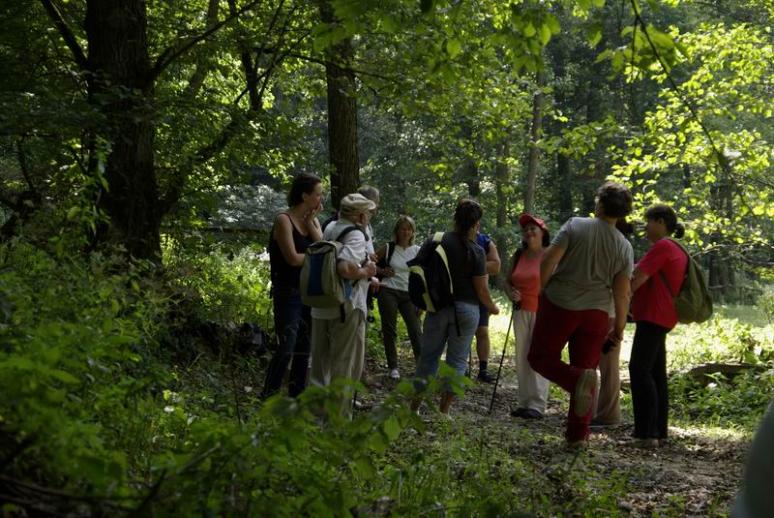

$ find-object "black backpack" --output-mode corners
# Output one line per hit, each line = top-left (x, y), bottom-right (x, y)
(407, 232), (454, 312)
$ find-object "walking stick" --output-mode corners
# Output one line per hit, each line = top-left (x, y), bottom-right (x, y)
(488, 303), (516, 414)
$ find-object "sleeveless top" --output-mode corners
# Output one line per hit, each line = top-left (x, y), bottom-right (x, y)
(268, 213), (313, 289)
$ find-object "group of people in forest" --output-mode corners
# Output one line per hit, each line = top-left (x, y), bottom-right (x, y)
(263, 172), (690, 448)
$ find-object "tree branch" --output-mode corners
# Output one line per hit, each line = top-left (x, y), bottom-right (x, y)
(38, 0), (88, 71)
(148, 0), (264, 84)
(183, 0), (222, 98)
(630, 1), (732, 179)
(15, 139), (36, 192)
(283, 52), (399, 82)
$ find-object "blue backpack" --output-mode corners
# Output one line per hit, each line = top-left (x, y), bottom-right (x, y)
(300, 226), (365, 315)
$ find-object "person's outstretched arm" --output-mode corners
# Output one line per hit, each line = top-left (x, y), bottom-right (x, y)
(485, 242), (501, 275)
(473, 275), (500, 315)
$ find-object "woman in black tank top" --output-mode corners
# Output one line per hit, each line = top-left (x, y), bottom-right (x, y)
(262, 173), (323, 399)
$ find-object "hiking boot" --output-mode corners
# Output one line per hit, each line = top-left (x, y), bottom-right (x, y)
(510, 407), (527, 418)
(573, 369), (598, 418)
(511, 407), (544, 419)
(477, 370), (496, 384)
(520, 408), (543, 419)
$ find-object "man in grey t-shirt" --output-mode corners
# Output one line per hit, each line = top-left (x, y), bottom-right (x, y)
(527, 182), (634, 447)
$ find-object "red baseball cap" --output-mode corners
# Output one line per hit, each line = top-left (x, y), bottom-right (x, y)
(519, 213), (547, 231)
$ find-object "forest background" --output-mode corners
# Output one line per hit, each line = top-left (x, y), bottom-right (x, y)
(1, 0), (773, 515)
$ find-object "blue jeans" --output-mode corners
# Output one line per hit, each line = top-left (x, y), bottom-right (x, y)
(416, 301), (479, 380)
(262, 287), (311, 398)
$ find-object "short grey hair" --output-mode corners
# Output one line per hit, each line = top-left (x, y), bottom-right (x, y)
(357, 185), (380, 204)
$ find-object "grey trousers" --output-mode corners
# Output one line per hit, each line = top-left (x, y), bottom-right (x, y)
(377, 287), (423, 369)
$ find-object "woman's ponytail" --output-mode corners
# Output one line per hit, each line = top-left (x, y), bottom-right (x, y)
(673, 222), (685, 239)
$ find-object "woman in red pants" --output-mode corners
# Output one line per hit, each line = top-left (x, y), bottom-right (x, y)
(527, 182), (634, 447)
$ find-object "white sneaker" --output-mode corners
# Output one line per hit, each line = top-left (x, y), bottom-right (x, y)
(389, 368), (401, 380)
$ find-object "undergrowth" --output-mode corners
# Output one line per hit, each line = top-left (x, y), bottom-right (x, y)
(1, 239), (771, 515)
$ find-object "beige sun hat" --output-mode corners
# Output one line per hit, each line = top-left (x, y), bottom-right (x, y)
(339, 193), (376, 219)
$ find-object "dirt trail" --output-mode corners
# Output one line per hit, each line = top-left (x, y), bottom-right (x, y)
(359, 354), (748, 516)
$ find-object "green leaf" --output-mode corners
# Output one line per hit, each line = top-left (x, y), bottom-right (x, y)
(446, 38), (462, 59)
(383, 416), (401, 441)
(51, 369), (79, 385)
(545, 14), (561, 34)
(593, 0), (605, 7)
(523, 22), (536, 38)
(611, 51), (624, 71)
(382, 15), (399, 33)
(539, 24), (552, 45)
(587, 22), (603, 47)
(353, 457), (375, 479)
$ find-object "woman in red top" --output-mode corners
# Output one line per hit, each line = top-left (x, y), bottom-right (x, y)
(507, 214), (551, 419)
(629, 204), (688, 447)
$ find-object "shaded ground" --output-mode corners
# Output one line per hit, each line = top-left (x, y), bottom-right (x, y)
(357, 351), (749, 517)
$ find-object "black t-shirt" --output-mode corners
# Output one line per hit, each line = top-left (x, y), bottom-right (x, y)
(441, 231), (486, 304)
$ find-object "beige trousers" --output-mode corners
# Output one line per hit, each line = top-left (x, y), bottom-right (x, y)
(310, 309), (366, 389)
(594, 340), (621, 424)
(514, 310), (550, 413)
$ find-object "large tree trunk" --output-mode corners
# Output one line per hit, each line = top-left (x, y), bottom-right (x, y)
(524, 71), (545, 215)
(494, 138), (510, 289)
(708, 178), (736, 300)
(318, 1), (359, 208)
(86, 0), (161, 260)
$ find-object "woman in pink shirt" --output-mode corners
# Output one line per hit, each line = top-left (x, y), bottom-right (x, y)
(507, 214), (551, 419)
(629, 205), (688, 448)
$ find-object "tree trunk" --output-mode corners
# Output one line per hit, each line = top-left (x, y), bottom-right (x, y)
(494, 138), (510, 289)
(86, 0), (161, 261)
(318, 1), (359, 209)
(524, 71), (544, 215)
(556, 153), (573, 223)
(708, 178), (736, 300)
(462, 158), (480, 197)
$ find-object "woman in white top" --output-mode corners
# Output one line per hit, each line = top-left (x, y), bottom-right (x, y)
(376, 215), (422, 379)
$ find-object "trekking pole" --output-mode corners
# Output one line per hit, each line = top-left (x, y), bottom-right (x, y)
(488, 303), (516, 414)
(467, 349), (473, 378)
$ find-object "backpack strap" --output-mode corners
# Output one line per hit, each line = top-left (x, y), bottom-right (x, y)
(335, 225), (368, 243)
(432, 232), (453, 295)
(385, 241), (396, 267)
(658, 238), (689, 298)
(334, 225), (368, 304)
(432, 232), (461, 335)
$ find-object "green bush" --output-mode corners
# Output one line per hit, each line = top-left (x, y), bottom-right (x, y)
(0, 240), (169, 498)
(758, 287), (774, 324)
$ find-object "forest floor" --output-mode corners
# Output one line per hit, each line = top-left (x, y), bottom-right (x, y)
(353, 347), (748, 517)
